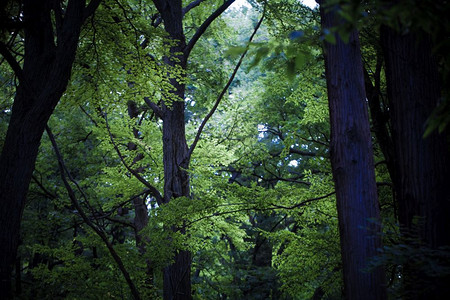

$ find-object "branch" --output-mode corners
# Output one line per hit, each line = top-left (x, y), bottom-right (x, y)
(289, 148), (318, 157)
(186, 191), (335, 226)
(0, 41), (26, 84)
(143, 97), (163, 118)
(31, 175), (58, 200)
(150, 0), (205, 29)
(184, 0), (235, 58)
(104, 113), (164, 205)
(83, 0), (102, 22)
(269, 191), (335, 209)
(182, 0), (207, 16)
(45, 125), (142, 300)
(188, 9), (265, 160)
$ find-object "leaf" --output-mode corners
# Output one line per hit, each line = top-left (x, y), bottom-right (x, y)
(225, 46), (247, 58)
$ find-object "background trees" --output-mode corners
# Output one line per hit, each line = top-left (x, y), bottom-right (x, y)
(1, 0), (449, 299)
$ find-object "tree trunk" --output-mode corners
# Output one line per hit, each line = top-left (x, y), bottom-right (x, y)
(0, 1), (92, 297)
(381, 25), (450, 299)
(319, 2), (387, 299)
(150, 1), (192, 298)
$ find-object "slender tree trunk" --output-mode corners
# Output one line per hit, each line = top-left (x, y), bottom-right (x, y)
(381, 25), (450, 299)
(0, 1), (95, 297)
(319, 2), (387, 299)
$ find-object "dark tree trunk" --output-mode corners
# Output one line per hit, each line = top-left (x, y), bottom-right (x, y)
(319, 2), (387, 299)
(160, 47), (192, 300)
(148, 1), (235, 298)
(151, 1), (192, 299)
(161, 101), (192, 300)
(0, 1), (97, 297)
(381, 26), (450, 299)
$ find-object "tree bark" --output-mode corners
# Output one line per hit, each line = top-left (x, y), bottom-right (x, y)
(319, 2), (387, 299)
(151, 1), (192, 299)
(149, 1), (235, 298)
(381, 25), (450, 299)
(0, 1), (97, 297)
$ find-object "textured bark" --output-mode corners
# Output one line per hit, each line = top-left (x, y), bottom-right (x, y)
(381, 25), (450, 298)
(319, 2), (387, 299)
(149, 1), (236, 298)
(0, 1), (96, 297)
(151, 1), (192, 299)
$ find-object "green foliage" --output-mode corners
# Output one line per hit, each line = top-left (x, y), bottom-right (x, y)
(3, 0), (350, 298)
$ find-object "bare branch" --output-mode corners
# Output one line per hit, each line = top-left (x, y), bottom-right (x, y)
(184, 0), (235, 59)
(31, 175), (58, 200)
(188, 10), (265, 160)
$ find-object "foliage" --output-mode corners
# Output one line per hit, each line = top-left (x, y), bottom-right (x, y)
(4, 0), (448, 299)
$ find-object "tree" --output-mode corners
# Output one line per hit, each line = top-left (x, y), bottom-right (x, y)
(143, 1), (239, 298)
(381, 9), (450, 297)
(0, 1), (100, 297)
(318, 1), (387, 298)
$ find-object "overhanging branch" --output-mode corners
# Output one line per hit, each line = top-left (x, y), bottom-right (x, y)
(183, 0), (207, 16)
(187, 9), (265, 160)
(184, 0), (235, 59)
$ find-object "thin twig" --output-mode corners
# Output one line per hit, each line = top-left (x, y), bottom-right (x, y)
(186, 191), (335, 226)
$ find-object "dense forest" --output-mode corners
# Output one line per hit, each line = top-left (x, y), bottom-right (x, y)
(1, 0), (449, 299)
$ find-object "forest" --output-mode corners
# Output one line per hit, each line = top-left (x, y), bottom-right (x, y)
(0, 0), (449, 299)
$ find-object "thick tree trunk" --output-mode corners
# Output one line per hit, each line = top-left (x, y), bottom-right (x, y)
(160, 98), (192, 300)
(381, 26), (450, 299)
(0, 1), (88, 297)
(0, 92), (46, 297)
(319, 2), (387, 299)
(150, 1), (192, 298)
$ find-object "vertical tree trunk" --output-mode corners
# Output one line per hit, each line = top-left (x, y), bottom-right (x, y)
(161, 99), (192, 300)
(0, 1), (95, 297)
(381, 25), (450, 298)
(319, 2), (387, 299)
(0, 94), (46, 297)
(150, 1), (192, 298)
